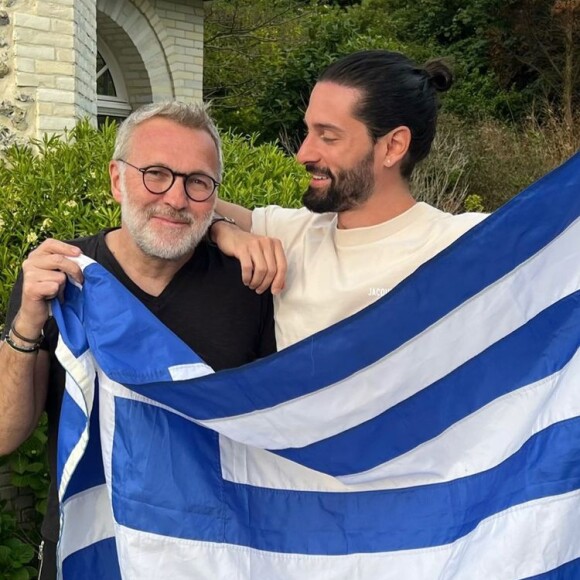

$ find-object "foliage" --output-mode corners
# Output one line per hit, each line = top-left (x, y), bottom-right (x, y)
(206, 0), (577, 136)
(220, 131), (309, 208)
(0, 503), (37, 580)
(462, 108), (579, 209)
(204, 0), (312, 137)
(0, 415), (48, 579)
(411, 120), (473, 214)
(205, 0), (409, 144)
(493, 0), (579, 126)
(0, 120), (118, 325)
(3, 416), (50, 516)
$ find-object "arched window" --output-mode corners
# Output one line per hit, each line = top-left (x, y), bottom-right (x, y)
(97, 37), (132, 125)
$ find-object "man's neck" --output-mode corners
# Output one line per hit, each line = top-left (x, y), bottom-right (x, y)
(336, 183), (416, 230)
(105, 228), (193, 296)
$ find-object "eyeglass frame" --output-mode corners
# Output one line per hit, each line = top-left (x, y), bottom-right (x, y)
(116, 159), (220, 202)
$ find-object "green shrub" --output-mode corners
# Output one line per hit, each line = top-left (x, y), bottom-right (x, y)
(0, 504), (37, 580)
(0, 120), (118, 324)
(220, 131), (308, 209)
(0, 416), (48, 579)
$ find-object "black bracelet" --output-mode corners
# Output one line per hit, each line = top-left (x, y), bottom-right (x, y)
(4, 335), (40, 354)
(209, 216), (236, 231)
(10, 324), (43, 344)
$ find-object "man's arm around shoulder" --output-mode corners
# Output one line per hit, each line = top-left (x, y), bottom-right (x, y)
(212, 199), (287, 295)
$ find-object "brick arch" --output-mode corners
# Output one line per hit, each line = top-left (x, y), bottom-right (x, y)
(96, 0), (174, 101)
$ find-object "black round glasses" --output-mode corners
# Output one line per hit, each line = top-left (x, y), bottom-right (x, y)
(117, 159), (220, 202)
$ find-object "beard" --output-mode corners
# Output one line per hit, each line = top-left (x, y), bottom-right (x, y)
(302, 148), (376, 214)
(119, 177), (214, 261)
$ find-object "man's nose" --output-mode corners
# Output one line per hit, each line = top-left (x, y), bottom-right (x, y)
(161, 176), (189, 209)
(296, 133), (319, 166)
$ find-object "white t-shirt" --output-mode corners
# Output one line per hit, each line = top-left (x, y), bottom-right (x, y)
(252, 202), (487, 350)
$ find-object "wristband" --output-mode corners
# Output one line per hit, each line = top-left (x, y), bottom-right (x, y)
(10, 324), (43, 344)
(4, 334), (40, 353)
(209, 216), (236, 230)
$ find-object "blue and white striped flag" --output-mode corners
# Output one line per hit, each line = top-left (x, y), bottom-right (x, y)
(53, 153), (580, 579)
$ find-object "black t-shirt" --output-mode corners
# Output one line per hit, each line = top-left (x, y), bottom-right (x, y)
(3, 230), (276, 541)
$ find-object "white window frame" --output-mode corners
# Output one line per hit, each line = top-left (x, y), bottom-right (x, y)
(97, 36), (132, 117)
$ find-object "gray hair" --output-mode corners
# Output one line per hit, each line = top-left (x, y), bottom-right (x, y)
(113, 101), (223, 179)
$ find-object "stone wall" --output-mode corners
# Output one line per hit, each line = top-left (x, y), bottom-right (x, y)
(96, 0), (205, 106)
(0, 0), (205, 147)
(0, 0), (99, 142)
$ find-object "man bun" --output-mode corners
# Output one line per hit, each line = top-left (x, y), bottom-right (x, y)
(423, 59), (453, 93)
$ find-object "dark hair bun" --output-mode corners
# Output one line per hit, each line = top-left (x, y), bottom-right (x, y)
(423, 59), (453, 92)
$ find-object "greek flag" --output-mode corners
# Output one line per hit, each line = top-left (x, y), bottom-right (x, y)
(54, 153), (580, 580)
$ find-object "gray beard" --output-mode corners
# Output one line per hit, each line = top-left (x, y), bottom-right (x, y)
(120, 179), (214, 261)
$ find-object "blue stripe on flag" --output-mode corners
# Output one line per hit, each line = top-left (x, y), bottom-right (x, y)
(111, 398), (225, 542)
(524, 557), (580, 579)
(62, 538), (121, 579)
(111, 393), (580, 554)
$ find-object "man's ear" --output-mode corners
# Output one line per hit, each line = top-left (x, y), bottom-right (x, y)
(377, 126), (411, 169)
(109, 160), (123, 204)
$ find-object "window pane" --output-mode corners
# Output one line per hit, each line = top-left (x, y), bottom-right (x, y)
(96, 51), (106, 72)
(97, 69), (117, 97)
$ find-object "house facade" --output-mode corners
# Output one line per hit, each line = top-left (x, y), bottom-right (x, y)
(0, 0), (206, 149)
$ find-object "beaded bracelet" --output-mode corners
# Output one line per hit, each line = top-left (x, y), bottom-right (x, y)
(4, 334), (40, 354)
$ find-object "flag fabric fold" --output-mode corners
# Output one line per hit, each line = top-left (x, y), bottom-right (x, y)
(54, 153), (580, 579)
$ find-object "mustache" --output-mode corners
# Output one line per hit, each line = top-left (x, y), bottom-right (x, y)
(305, 164), (333, 179)
(146, 207), (194, 224)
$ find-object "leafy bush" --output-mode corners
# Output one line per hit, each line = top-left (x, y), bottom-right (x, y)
(0, 120), (118, 324)
(0, 504), (36, 580)
(0, 416), (48, 579)
(220, 131), (308, 208)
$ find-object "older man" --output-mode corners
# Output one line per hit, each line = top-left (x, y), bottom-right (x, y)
(0, 102), (275, 580)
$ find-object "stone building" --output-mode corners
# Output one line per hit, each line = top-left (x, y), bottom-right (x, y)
(0, 0), (207, 524)
(0, 0), (206, 149)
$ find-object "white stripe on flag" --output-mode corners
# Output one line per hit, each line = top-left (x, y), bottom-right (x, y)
(59, 484), (115, 562)
(55, 341), (96, 500)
